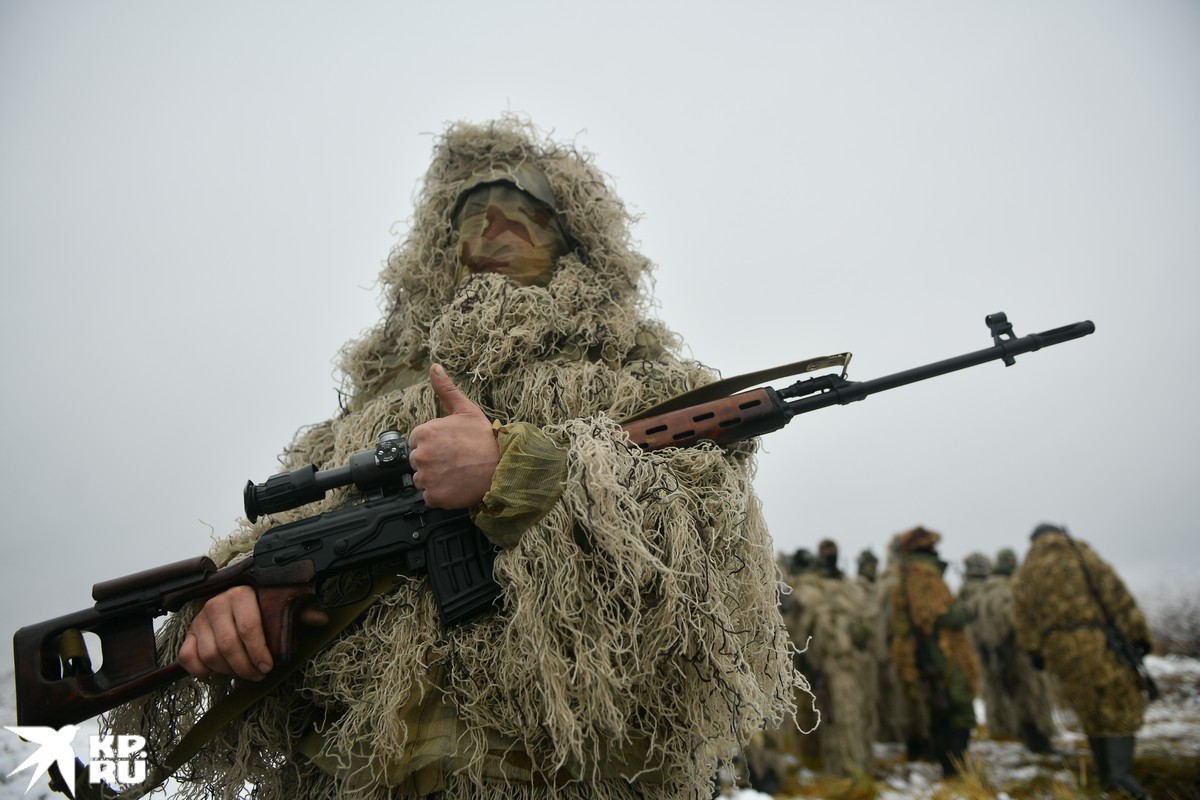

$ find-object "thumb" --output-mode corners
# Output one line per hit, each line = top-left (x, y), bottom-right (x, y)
(430, 364), (480, 416)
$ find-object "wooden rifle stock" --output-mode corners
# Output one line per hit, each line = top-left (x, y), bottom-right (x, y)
(621, 387), (787, 450)
(13, 556), (321, 729)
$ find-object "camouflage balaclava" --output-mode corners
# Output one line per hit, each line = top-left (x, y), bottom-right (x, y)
(451, 177), (570, 287)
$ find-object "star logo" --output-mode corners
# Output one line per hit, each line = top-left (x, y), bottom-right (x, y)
(5, 725), (80, 795)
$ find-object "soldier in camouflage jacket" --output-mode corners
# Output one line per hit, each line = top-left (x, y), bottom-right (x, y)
(1011, 524), (1154, 799)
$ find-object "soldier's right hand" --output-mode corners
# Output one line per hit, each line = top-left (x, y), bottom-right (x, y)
(180, 586), (328, 681)
(180, 586), (271, 680)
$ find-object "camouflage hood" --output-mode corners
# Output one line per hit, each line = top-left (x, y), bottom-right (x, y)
(340, 117), (667, 413)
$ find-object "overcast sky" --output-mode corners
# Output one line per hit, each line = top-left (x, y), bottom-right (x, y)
(2, 1), (1198, 668)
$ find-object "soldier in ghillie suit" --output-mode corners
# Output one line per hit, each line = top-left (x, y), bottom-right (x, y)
(106, 117), (800, 800)
(872, 538), (922, 750)
(741, 549), (820, 794)
(785, 540), (878, 777)
(1012, 524), (1155, 799)
(965, 549), (1058, 754)
(890, 526), (980, 778)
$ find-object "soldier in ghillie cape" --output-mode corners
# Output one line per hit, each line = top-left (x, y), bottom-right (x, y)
(1012, 524), (1155, 799)
(965, 548), (1058, 755)
(889, 526), (980, 778)
(864, 538), (921, 751)
(103, 117), (801, 799)
(784, 540), (878, 777)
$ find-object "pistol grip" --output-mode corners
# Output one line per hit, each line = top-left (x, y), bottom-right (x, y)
(257, 584), (319, 665)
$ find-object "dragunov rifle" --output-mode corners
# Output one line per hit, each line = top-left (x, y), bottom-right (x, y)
(13, 312), (1095, 730)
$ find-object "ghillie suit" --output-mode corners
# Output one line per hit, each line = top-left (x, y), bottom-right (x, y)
(105, 118), (800, 800)
(966, 570), (1058, 753)
(872, 548), (919, 748)
(961, 549), (1056, 754)
(785, 563), (877, 777)
(741, 555), (818, 793)
(890, 527), (980, 777)
(1012, 524), (1154, 798)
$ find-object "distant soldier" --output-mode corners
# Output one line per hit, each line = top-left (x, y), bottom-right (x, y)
(1012, 524), (1155, 799)
(873, 537), (923, 751)
(890, 526), (979, 777)
(785, 538), (879, 776)
(966, 548), (1058, 754)
(959, 552), (992, 605)
(856, 549), (879, 584)
(745, 549), (819, 791)
(958, 552), (993, 729)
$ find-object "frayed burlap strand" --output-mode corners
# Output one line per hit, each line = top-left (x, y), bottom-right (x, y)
(781, 574), (876, 776)
(103, 116), (799, 799)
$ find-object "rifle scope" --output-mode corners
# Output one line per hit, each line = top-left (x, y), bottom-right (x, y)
(243, 430), (413, 523)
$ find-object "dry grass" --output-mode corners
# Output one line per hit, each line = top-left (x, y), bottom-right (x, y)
(741, 746), (1199, 800)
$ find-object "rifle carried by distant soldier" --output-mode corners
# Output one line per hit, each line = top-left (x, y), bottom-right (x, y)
(1065, 533), (1160, 701)
(12, 312), (1094, 797)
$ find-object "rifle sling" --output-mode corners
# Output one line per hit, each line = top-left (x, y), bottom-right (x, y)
(1063, 535), (1158, 699)
(620, 354), (851, 423)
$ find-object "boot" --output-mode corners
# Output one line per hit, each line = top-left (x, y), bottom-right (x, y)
(906, 734), (934, 762)
(930, 724), (954, 776)
(1020, 720), (1058, 755)
(1102, 736), (1151, 799)
(1087, 736), (1109, 788)
(945, 727), (971, 777)
(745, 761), (781, 796)
(933, 725), (970, 778)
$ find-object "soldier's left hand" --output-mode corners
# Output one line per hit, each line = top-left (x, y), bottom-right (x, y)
(409, 364), (500, 509)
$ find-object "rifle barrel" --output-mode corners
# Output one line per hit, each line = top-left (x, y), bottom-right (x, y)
(783, 320), (1095, 419)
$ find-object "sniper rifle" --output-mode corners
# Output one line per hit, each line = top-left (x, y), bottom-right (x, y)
(13, 311), (1096, 732)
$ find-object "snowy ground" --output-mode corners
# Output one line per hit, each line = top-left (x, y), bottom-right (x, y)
(1, 656), (1197, 799)
(726, 654), (1200, 800)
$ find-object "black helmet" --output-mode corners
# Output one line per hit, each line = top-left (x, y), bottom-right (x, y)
(1030, 522), (1066, 541)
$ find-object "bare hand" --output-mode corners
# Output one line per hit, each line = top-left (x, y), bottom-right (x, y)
(408, 364), (499, 508)
(180, 586), (328, 680)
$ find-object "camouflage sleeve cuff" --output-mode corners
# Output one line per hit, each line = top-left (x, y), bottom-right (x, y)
(470, 420), (568, 550)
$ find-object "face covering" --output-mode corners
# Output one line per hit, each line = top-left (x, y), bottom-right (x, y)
(453, 182), (569, 287)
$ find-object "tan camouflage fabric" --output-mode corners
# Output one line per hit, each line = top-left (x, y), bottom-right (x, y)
(890, 551), (980, 730)
(1011, 531), (1152, 736)
(964, 573), (1056, 744)
(783, 570), (877, 776)
(868, 565), (917, 745)
(104, 117), (799, 800)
